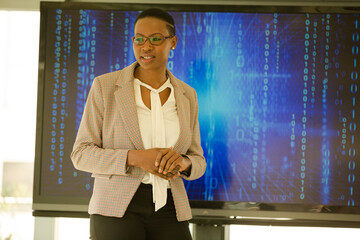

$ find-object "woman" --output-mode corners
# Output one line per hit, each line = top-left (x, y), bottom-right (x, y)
(71, 8), (206, 240)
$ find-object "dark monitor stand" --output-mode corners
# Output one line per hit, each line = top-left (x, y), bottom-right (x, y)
(192, 223), (227, 240)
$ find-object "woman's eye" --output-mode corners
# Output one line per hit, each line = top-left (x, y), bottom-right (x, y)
(151, 37), (162, 42)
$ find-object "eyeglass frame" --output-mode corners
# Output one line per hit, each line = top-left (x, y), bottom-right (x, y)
(131, 33), (174, 46)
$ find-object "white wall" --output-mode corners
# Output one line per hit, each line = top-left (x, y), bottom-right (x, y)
(1, 0), (360, 11)
(0, 0), (63, 11)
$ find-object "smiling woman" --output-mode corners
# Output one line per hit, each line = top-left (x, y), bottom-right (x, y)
(70, 7), (206, 240)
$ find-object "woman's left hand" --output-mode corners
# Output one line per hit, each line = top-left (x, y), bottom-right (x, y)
(155, 148), (192, 180)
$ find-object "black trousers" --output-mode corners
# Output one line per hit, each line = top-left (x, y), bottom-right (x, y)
(90, 183), (192, 240)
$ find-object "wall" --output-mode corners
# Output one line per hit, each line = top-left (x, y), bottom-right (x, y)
(1, 0), (360, 11)
(0, 0), (63, 11)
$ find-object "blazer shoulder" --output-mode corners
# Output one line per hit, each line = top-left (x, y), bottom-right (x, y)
(175, 79), (198, 100)
(170, 74), (195, 92)
(95, 70), (122, 85)
(95, 62), (137, 87)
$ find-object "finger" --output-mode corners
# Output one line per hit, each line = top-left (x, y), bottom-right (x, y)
(154, 151), (163, 168)
(170, 167), (181, 180)
(178, 156), (191, 172)
(159, 166), (179, 181)
(155, 148), (171, 167)
(173, 172), (180, 179)
(154, 171), (170, 180)
(163, 153), (180, 174)
(158, 150), (175, 173)
(165, 171), (176, 179)
(162, 150), (179, 174)
(157, 170), (176, 181)
(166, 165), (179, 175)
(167, 172), (178, 181)
(156, 148), (171, 168)
(170, 165), (180, 176)
(159, 148), (173, 159)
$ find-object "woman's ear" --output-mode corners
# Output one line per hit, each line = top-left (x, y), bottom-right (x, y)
(171, 35), (178, 50)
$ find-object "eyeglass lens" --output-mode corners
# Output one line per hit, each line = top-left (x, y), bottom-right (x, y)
(132, 34), (168, 45)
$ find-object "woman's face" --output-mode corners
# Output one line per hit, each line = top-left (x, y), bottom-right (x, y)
(133, 17), (177, 72)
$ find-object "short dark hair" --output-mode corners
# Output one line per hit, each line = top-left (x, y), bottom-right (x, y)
(134, 8), (176, 36)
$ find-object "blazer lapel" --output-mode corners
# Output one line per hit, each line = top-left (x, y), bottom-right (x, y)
(114, 62), (144, 150)
(169, 73), (191, 154)
(113, 63), (190, 152)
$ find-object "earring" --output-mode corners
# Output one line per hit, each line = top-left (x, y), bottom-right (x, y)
(171, 47), (175, 50)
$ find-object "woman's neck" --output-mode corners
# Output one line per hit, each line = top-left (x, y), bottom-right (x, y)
(134, 66), (168, 89)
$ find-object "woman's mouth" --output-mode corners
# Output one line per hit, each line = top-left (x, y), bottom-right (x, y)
(141, 56), (155, 63)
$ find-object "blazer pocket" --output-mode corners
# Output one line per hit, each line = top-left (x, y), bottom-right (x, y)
(91, 173), (112, 180)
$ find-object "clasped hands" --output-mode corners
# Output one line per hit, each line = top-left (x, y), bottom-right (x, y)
(128, 147), (191, 180)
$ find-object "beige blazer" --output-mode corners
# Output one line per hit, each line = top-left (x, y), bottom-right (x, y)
(71, 61), (206, 221)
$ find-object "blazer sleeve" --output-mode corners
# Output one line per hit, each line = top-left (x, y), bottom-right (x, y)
(182, 88), (206, 181)
(70, 77), (129, 176)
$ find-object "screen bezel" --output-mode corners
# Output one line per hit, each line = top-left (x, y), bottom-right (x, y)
(33, 1), (360, 227)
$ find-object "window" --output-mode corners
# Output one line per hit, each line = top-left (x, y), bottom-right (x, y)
(0, 10), (39, 240)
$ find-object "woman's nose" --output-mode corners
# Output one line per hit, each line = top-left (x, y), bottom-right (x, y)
(142, 40), (153, 51)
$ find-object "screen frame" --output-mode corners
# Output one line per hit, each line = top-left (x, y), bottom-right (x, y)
(33, 1), (360, 228)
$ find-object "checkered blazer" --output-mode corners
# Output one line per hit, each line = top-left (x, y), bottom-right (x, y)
(71, 61), (206, 221)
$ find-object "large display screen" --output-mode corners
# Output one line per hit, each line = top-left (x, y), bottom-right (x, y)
(34, 2), (360, 222)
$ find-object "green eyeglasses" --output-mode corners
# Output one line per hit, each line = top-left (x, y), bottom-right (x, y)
(132, 34), (173, 46)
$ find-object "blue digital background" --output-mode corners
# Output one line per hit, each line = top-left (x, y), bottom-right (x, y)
(40, 8), (360, 207)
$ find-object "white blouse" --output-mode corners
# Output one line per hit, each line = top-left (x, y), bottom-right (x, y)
(133, 78), (180, 211)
